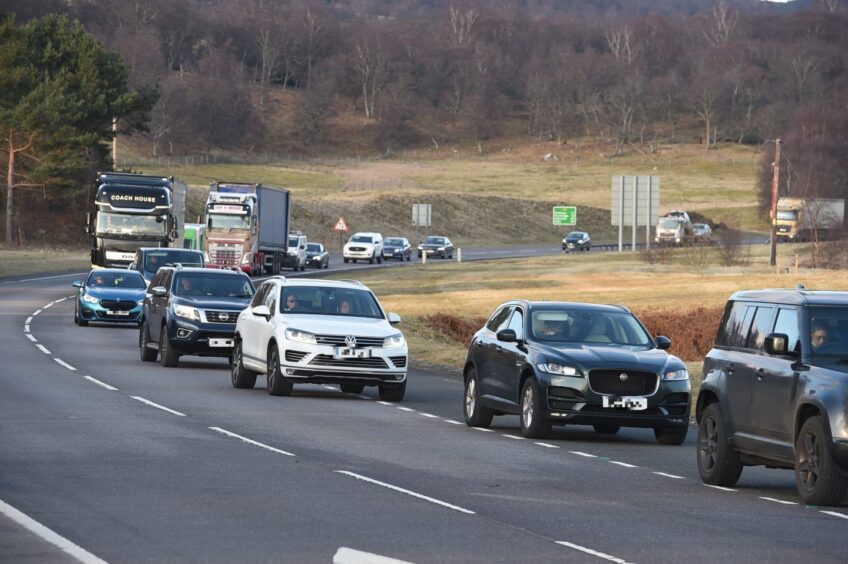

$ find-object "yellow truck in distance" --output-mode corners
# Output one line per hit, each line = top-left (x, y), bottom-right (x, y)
(774, 198), (845, 242)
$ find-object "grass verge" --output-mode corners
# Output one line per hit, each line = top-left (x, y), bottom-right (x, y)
(0, 248), (89, 279)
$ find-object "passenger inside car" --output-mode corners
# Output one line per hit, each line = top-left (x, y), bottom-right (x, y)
(811, 320), (831, 351)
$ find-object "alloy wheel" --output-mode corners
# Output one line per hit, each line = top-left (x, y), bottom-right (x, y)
(522, 384), (534, 429)
(797, 430), (820, 492)
(699, 415), (718, 472)
(465, 377), (476, 418)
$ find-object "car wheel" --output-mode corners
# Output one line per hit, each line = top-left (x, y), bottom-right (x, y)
(159, 325), (179, 367)
(439, 251), (445, 259)
(231, 339), (257, 389)
(463, 367), (493, 428)
(73, 306), (79, 325)
(369, 255), (375, 264)
(341, 384), (365, 394)
(353, 259), (358, 264)
(378, 380), (405, 402)
(267, 344), (293, 396)
(406, 254), (411, 262)
(139, 320), (158, 362)
(344, 258), (349, 264)
(76, 307), (88, 326)
(697, 403), (742, 486)
(324, 261), (329, 269)
(655, 425), (689, 445)
(593, 425), (620, 435)
(520, 377), (551, 439)
(377, 255), (383, 264)
(795, 415), (848, 506)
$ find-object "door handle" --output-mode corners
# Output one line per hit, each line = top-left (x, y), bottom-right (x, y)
(755, 368), (765, 381)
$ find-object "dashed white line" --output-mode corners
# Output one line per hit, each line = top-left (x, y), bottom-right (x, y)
(376, 401), (393, 406)
(419, 412), (439, 419)
(334, 470), (475, 515)
(609, 461), (638, 468)
(556, 541), (631, 564)
(820, 510), (848, 520)
(25, 316), (32, 324)
(33, 309), (42, 316)
(209, 427), (295, 457)
(569, 451), (597, 458)
(503, 434), (525, 440)
(333, 546), (413, 564)
(443, 419), (463, 425)
(0, 499), (108, 564)
(472, 427), (494, 433)
(24, 324), (30, 333)
(42, 302), (53, 309)
(131, 396), (186, 417)
(704, 484), (737, 492)
(53, 358), (77, 371)
(36, 344), (51, 355)
(653, 472), (684, 479)
(83, 376), (118, 391)
(25, 334), (37, 342)
(759, 496), (797, 506)
(535, 442), (559, 449)
(54, 297), (68, 303)
(396, 406), (416, 412)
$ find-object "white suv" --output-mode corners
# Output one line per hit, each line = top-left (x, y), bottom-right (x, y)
(231, 278), (408, 401)
(343, 232), (383, 264)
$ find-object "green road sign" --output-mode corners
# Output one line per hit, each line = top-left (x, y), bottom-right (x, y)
(552, 206), (577, 226)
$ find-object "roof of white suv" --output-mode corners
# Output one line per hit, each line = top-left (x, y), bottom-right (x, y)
(264, 277), (366, 289)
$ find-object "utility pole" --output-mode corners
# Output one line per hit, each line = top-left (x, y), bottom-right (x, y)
(769, 139), (781, 267)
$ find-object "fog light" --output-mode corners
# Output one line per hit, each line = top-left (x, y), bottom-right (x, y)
(285, 369), (295, 376)
(396, 374), (404, 381)
(176, 328), (192, 338)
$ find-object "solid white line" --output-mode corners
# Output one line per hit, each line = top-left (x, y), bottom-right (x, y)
(0, 499), (108, 564)
(130, 396), (185, 417)
(569, 451), (597, 458)
(208, 427), (295, 457)
(33, 309), (42, 316)
(36, 344), (51, 355)
(53, 358), (77, 371)
(396, 406), (416, 412)
(333, 547), (413, 564)
(653, 472), (684, 479)
(334, 470), (475, 515)
(419, 412), (439, 419)
(84, 376), (118, 391)
(609, 461), (638, 468)
(472, 427), (494, 433)
(443, 419), (463, 425)
(820, 510), (848, 520)
(376, 401), (393, 406)
(704, 484), (737, 492)
(54, 297), (68, 303)
(503, 434), (525, 440)
(0, 272), (87, 286)
(25, 316), (32, 324)
(26, 334), (37, 342)
(759, 496), (797, 506)
(556, 541), (631, 564)
(535, 442), (559, 449)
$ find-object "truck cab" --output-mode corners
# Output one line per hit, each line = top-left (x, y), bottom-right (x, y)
(655, 212), (693, 245)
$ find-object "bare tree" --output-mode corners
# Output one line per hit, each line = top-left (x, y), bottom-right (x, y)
(703, 0), (738, 48)
(448, 5), (478, 49)
(354, 38), (388, 119)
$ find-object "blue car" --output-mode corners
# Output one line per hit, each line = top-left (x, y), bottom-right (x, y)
(73, 269), (147, 326)
(382, 237), (412, 261)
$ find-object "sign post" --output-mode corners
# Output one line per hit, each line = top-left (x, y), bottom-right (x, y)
(333, 216), (349, 250)
(611, 176), (660, 252)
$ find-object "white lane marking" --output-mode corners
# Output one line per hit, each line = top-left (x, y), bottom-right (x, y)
(556, 541), (631, 564)
(396, 406), (416, 412)
(503, 434), (525, 440)
(36, 344), (51, 355)
(0, 272), (87, 286)
(609, 461), (638, 468)
(443, 419), (463, 425)
(84, 376), (118, 391)
(208, 427), (295, 457)
(333, 547), (413, 564)
(376, 401), (392, 406)
(535, 442), (559, 449)
(759, 496), (797, 506)
(54, 297), (68, 303)
(419, 412), (439, 419)
(43, 302), (53, 309)
(569, 451), (597, 458)
(334, 470), (475, 515)
(472, 427), (494, 433)
(26, 334), (37, 342)
(704, 484), (737, 492)
(653, 472), (684, 479)
(25, 316), (32, 324)
(131, 396), (186, 417)
(53, 358), (77, 371)
(820, 510), (848, 520)
(0, 499), (108, 564)
(33, 309), (42, 316)
(24, 324), (30, 333)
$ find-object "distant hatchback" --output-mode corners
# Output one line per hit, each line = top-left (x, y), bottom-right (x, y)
(692, 224), (712, 243)
(562, 231), (591, 252)
(418, 236), (454, 259)
(306, 242), (329, 269)
(73, 269), (147, 326)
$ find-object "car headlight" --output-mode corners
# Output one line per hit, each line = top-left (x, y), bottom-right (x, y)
(537, 363), (579, 376)
(82, 294), (99, 304)
(285, 328), (317, 344)
(174, 304), (200, 321)
(137, 299), (144, 305)
(663, 368), (689, 381)
(383, 333), (405, 348)
(417, 245), (423, 250)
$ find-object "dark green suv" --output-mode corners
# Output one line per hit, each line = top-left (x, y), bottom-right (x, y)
(696, 289), (848, 505)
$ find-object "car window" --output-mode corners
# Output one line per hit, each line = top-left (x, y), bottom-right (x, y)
(174, 273), (254, 298)
(486, 306), (513, 332)
(507, 308), (524, 340)
(251, 283), (270, 308)
(717, 301), (754, 348)
(160, 270), (174, 292)
(263, 284), (277, 311)
(745, 306), (775, 350)
(773, 308), (800, 354)
(279, 286), (384, 318)
(86, 271), (146, 289)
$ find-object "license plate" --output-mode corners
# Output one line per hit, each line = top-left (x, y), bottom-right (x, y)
(602, 396), (647, 411)
(209, 338), (234, 348)
(107, 310), (130, 316)
(333, 347), (370, 359)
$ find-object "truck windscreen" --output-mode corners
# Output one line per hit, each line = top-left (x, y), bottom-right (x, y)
(776, 210), (796, 220)
(96, 212), (166, 236)
(208, 213), (250, 230)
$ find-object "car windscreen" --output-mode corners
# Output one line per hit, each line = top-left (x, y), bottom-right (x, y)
(776, 210), (796, 221)
(87, 271), (146, 289)
(144, 251), (204, 273)
(306, 243), (321, 252)
(351, 235), (373, 243)
(424, 237), (444, 245)
(809, 306), (848, 359)
(279, 287), (384, 318)
(384, 238), (404, 246)
(531, 309), (652, 349)
(566, 232), (584, 240)
(173, 273), (254, 298)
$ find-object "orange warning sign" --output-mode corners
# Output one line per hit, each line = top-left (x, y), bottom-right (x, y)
(333, 217), (349, 232)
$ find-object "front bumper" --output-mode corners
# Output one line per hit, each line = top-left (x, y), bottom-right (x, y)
(278, 345), (407, 386)
(79, 301), (142, 323)
(167, 317), (238, 357)
(344, 249), (375, 259)
(382, 250), (406, 260)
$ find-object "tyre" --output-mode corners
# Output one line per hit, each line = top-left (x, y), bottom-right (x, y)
(795, 415), (848, 506)
(697, 403), (743, 486)
(323, 261), (329, 269)
(231, 339), (257, 389)
(379, 380), (405, 402)
(377, 255), (383, 264)
(341, 384), (365, 394)
(520, 377), (551, 438)
(73, 307), (79, 325)
(267, 344), (293, 396)
(406, 254), (411, 262)
(76, 307), (88, 326)
(139, 320), (158, 362)
(655, 425), (689, 445)
(369, 255), (375, 264)
(159, 325), (179, 367)
(463, 367), (493, 428)
(593, 424), (621, 435)
(344, 258), (349, 264)
(353, 259), (358, 264)
(439, 251), (445, 259)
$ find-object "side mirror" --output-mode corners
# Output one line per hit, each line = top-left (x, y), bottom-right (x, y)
(764, 333), (794, 356)
(151, 286), (168, 297)
(497, 329), (518, 343)
(72, 281), (82, 288)
(656, 335), (672, 350)
(388, 312), (401, 325)
(252, 304), (271, 319)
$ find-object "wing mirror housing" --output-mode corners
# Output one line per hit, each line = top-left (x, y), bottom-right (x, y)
(497, 329), (518, 343)
(764, 333), (795, 356)
(151, 286), (168, 297)
(656, 335), (672, 350)
(252, 304), (271, 319)
(72, 281), (82, 288)
(388, 312), (401, 325)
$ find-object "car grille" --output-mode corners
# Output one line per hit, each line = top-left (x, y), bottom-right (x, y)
(309, 355), (388, 369)
(314, 334), (384, 349)
(389, 356), (407, 368)
(99, 300), (136, 311)
(348, 246), (367, 252)
(205, 310), (240, 324)
(588, 370), (658, 396)
(285, 350), (308, 363)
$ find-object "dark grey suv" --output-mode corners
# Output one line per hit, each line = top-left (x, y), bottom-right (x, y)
(696, 289), (848, 505)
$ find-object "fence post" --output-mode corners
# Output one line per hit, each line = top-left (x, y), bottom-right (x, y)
(457, 248), (461, 263)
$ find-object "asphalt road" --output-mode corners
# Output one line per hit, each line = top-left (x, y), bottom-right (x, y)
(2, 268), (846, 564)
